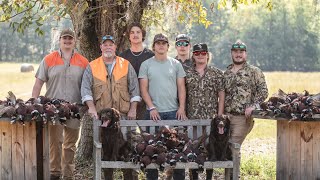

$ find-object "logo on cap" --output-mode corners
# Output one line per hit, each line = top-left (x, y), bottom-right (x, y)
(101, 35), (115, 44)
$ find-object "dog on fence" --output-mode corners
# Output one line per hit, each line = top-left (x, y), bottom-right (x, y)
(207, 115), (232, 161)
(98, 108), (130, 179)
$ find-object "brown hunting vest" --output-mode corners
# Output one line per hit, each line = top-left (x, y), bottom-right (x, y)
(90, 56), (130, 114)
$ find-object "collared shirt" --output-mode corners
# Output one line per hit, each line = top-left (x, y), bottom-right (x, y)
(186, 65), (225, 119)
(175, 56), (192, 71)
(81, 57), (141, 103)
(35, 50), (89, 103)
(224, 62), (268, 114)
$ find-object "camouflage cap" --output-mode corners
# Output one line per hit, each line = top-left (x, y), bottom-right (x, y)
(175, 34), (190, 42)
(231, 41), (246, 51)
(60, 28), (75, 38)
(153, 33), (169, 43)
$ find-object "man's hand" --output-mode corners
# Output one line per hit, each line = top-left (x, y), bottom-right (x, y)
(176, 107), (187, 121)
(150, 109), (161, 122)
(245, 106), (255, 119)
(127, 108), (137, 120)
(88, 108), (98, 119)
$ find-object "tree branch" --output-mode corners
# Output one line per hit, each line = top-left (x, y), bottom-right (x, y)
(0, 1), (38, 22)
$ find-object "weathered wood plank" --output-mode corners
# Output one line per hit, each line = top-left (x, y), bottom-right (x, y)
(196, 126), (202, 139)
(42, 123), (50, 180)
(24, 122), (37, 180)
(93, 118), (102, 180)
(0, 121), (3, 179)
(288, 121), (301, 180)
(252, 112), (320, 121)
(300, 122), (314, 179)
(313, 122), (320, 180)
(100, 161), (233, 169)
(11, 123), (25, 180)
(277, 120), (289, 180)
(119, 120), (211, 126)
(0, 121), (13, 180)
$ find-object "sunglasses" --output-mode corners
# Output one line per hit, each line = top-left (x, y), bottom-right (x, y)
(231, 43), (246, 50)
(193, 51), (207, 56)
(102, 35), (115, 41)
(176, 41), (189, 47)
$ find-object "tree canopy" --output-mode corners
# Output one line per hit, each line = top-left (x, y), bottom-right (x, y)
(1, 0), (319, 72)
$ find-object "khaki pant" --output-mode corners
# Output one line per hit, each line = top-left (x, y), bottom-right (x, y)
(49, 124), (79, 178)
(229, 115), (254, 145)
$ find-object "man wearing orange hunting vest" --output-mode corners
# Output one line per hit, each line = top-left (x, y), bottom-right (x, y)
(32, 28), (89, 180)
(81, 35), (140, 179)
(81, 35), (140, 119)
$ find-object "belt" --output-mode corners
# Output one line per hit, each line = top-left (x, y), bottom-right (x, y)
(229, 111), (245, 116)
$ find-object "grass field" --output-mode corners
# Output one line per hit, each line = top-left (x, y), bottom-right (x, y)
(1, 62), (320, 179)
(0, 63), (41, 99)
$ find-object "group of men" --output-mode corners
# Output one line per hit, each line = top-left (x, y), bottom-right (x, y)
(32, 22), (268, 180)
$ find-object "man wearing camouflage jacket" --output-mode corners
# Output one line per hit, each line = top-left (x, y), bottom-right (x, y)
(224, 40), (268, 145)
(186, 43), (225, 119)
(186, 43), (225, 180)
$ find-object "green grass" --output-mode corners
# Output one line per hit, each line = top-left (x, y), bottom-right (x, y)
(241, 154), (276, 180)
(0, 62), (44, 100)
(247, 119), (276, 140)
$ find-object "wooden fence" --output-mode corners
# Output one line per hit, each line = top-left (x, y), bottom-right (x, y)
(0, 119), (49, 180)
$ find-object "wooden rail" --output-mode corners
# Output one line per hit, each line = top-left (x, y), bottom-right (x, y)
(93, 119), (240, 180)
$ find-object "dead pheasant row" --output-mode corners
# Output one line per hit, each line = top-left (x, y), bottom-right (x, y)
(256, 89), (320, 120)
(0, 91), (84, 125)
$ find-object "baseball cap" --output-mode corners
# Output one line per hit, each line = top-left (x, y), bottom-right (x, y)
(101, 35), (115, 44)
(231, 41), (246, 51)
(60, 29), (75, 38)
(175, 34), (190, 42)
(193, 43), (208, 52)
(153, 33), (169, 43)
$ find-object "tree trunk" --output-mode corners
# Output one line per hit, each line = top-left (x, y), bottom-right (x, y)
(76, 114), (94, 161)
(69, 0), (150, 161)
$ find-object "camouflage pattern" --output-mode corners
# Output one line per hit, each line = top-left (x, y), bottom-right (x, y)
(224, 62), (268, 114)
(186, 66), (225, 119)
(175, 56), (192, 71)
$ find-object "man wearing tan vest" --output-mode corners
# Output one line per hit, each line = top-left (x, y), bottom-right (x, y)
(81, 35), (140, 179)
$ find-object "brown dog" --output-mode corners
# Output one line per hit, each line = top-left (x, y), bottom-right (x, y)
(98, 108), (130, 179)
(207, 115), (232, 161)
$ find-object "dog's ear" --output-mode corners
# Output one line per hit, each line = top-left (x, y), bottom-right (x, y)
(222, 114), (229, 120)
(111, 108), (121, 121)
(212, 114), (217, 119)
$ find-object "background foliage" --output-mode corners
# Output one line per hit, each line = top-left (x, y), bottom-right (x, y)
(0, 0), (319, 71)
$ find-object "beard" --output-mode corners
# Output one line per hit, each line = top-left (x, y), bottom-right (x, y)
(232, 58), (246, 65)
(103, 52), (113, 58)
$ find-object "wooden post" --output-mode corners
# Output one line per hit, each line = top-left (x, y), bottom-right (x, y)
(24, 122), (37, 180)
(11, 123), (25, 179)
(42, 122), (50, 180)
(0, 121), (13, 180)
(93, 119), (102, 180)
(36, 121), (43, 180)
(231, 142), (240, 180)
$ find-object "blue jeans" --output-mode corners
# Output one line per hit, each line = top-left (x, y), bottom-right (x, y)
(145, 110), (185, 180)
